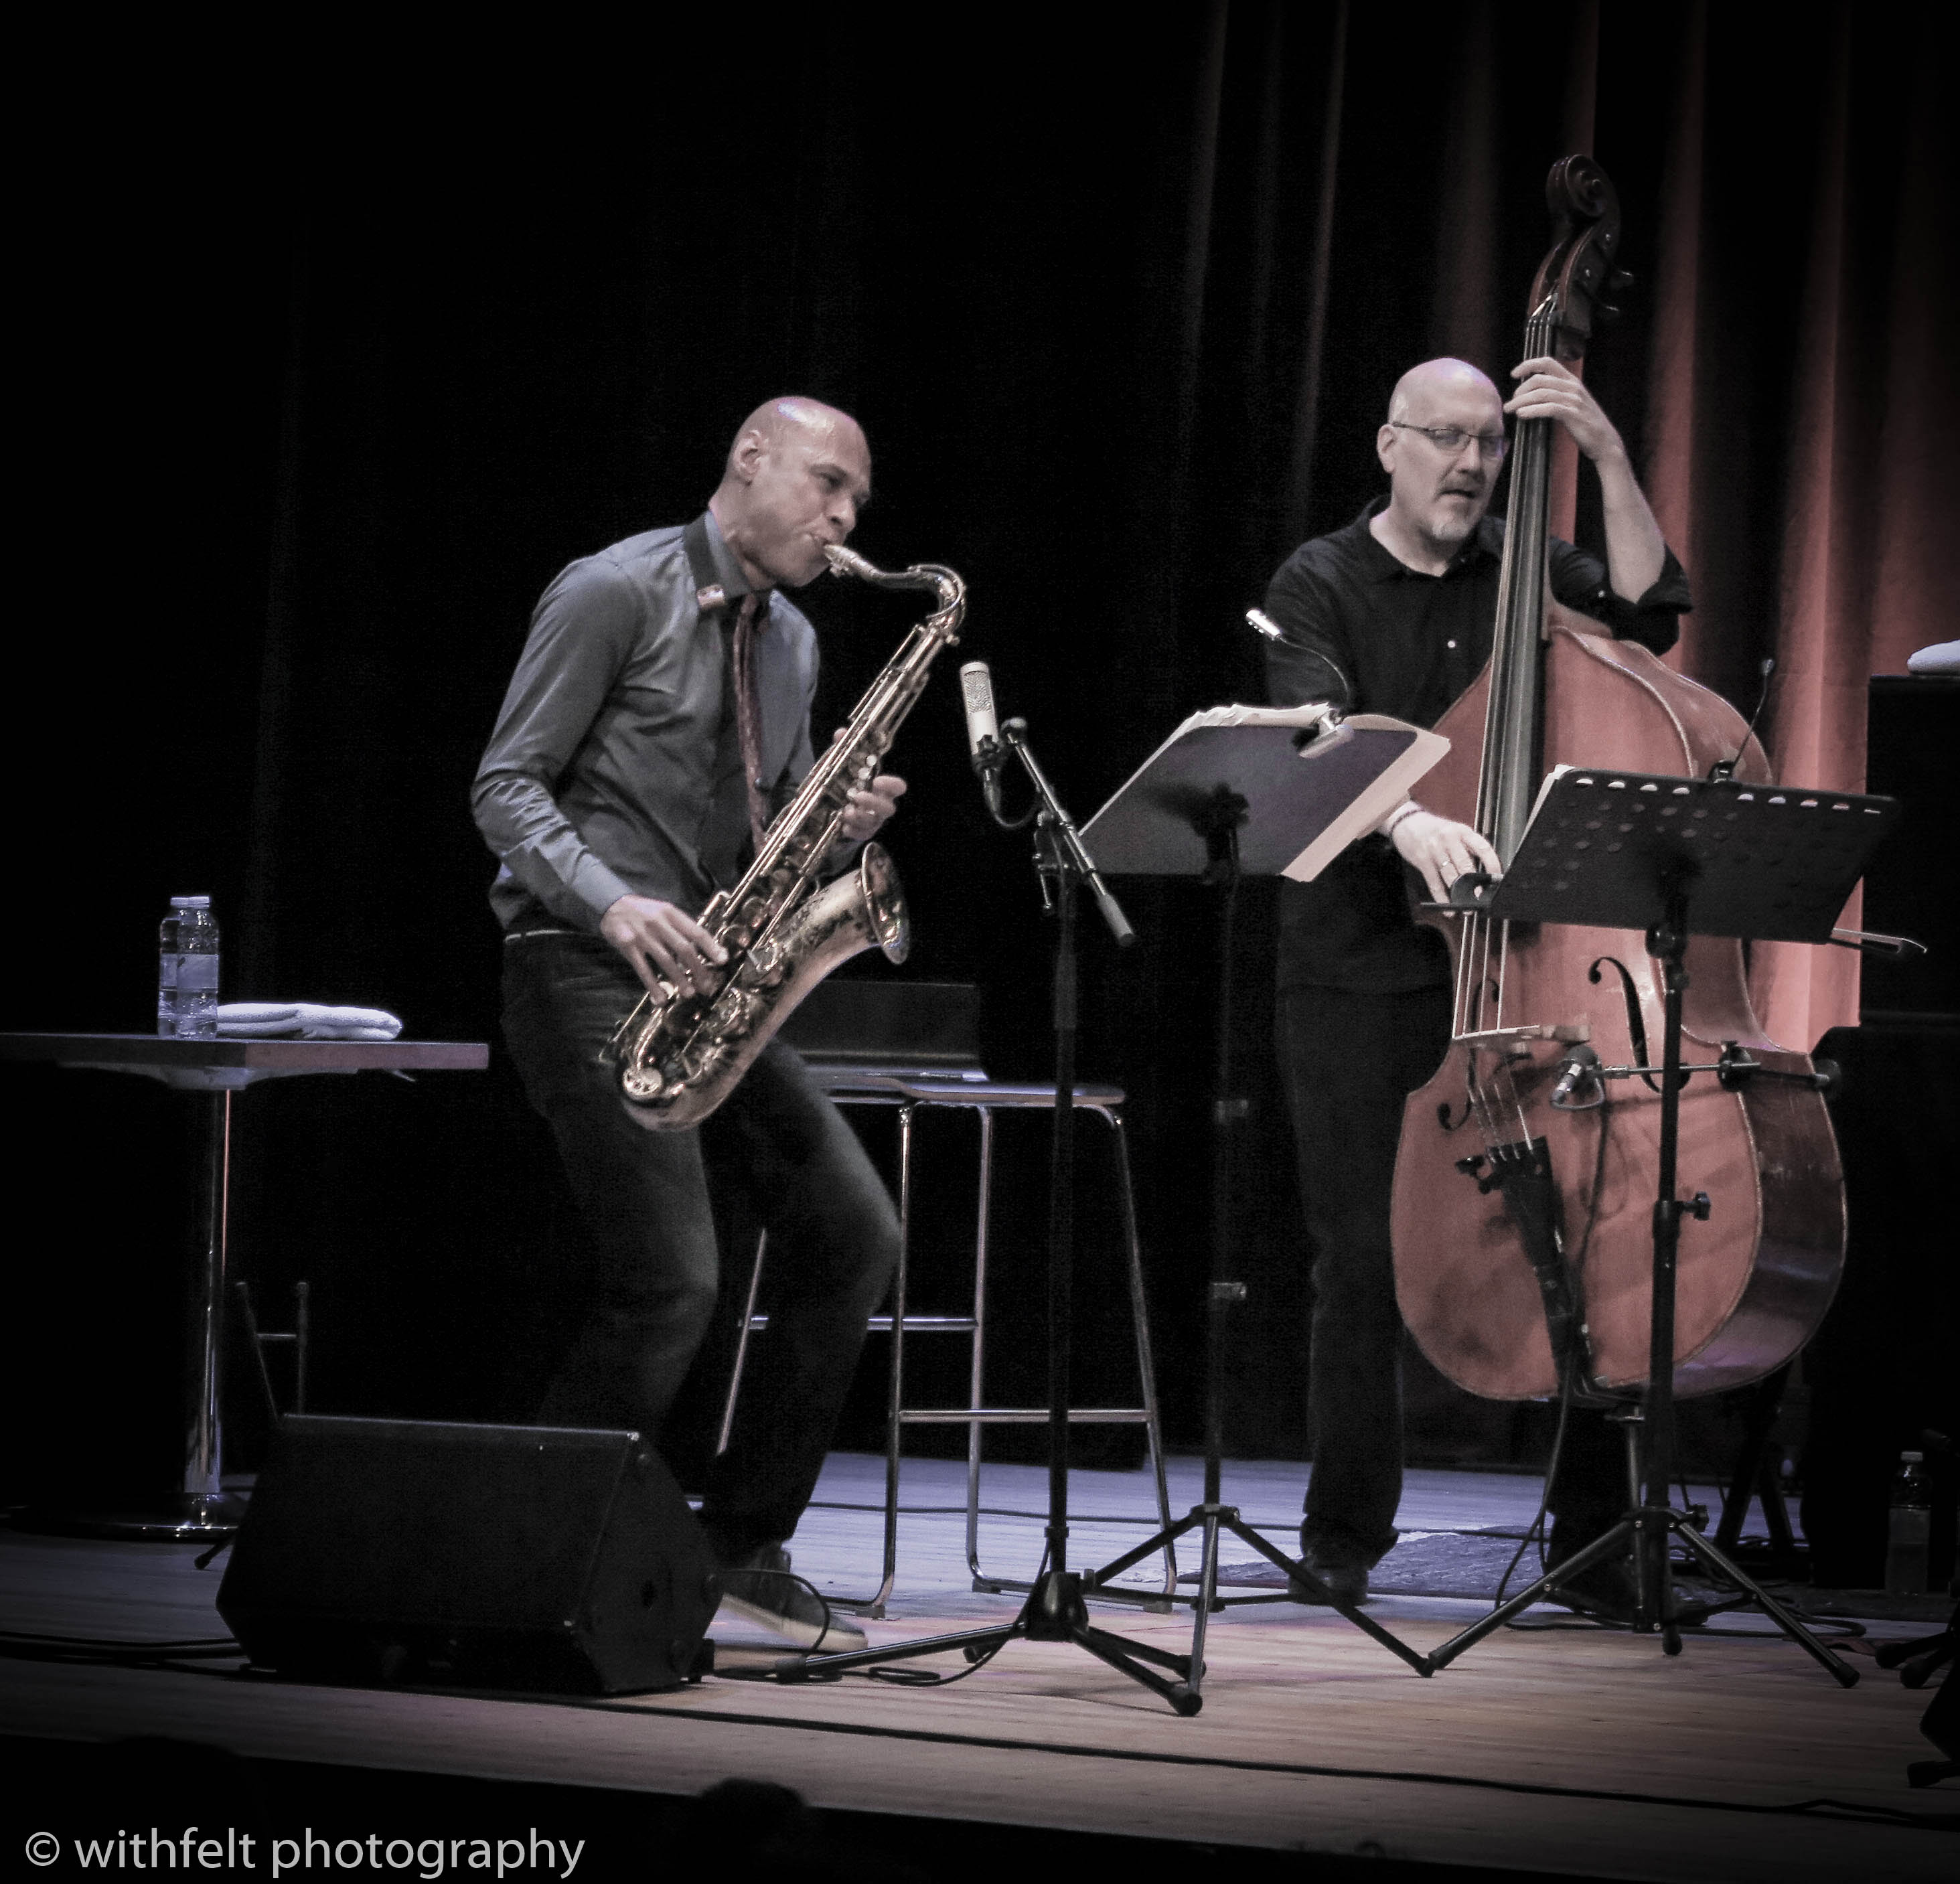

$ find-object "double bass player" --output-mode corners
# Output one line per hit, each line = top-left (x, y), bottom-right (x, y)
(1260, 354), (1693, 1618)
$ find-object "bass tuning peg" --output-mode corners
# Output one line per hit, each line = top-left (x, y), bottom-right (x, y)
(1594, 266), (1636, 325)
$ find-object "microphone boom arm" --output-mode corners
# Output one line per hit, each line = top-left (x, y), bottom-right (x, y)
(1000, 718), (1133, 947)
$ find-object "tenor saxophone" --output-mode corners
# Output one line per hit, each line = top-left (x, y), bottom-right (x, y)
(606, 544), (966, 1129)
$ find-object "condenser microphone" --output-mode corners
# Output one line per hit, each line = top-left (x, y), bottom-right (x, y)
(960, 662), (1002, 773)
(1550, 1042), (1603, 1111)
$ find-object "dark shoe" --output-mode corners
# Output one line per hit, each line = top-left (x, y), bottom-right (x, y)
(1290, 1535), (1371, 1608)
(716, 1545), (867, 1652)
(1548, 1545), (1713, 1628)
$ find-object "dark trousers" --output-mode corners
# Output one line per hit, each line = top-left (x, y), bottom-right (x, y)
(502, 932), (899, 1557)
(1277, 983), (1623, 1563)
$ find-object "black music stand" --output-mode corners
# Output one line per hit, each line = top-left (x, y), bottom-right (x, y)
(1073, 710), (1448, 1701)
(1424, 767), (1902, 1686)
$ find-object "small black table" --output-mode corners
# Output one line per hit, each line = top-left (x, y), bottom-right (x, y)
(0, 1032), (490, 1539)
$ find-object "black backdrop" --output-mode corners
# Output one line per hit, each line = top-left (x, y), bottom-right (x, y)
(9, 5), (1949, 1506)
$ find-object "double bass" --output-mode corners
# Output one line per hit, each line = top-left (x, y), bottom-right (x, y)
(1390, 158), (1844, 1405)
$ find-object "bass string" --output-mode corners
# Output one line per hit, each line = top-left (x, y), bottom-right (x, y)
(1464, 300), (1553, 1146)
(1466, 1056), (1501, 1147)
(1455, 918), (1508, 1150)
(1493, 923), (1533, 1145)
(1454, 911), (1487, 1038)
(1461, 1034), (1500, 1147)
(1454, 919), (1534, 1154)
(1473, 297), (1555, 852)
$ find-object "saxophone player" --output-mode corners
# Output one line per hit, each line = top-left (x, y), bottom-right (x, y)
(472, 398), (903, 1650)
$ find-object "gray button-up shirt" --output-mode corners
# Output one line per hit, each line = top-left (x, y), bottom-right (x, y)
(472, 512), (820, 931)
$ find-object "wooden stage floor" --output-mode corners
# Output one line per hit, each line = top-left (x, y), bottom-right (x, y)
(3, 1454), (1952, 1881)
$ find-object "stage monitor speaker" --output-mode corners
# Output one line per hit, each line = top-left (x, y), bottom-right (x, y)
(217, 1415), (717, 1694)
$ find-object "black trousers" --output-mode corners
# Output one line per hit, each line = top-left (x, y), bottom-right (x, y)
(1276, 983), (1624, 1563)
(502, 931), (899, 1557)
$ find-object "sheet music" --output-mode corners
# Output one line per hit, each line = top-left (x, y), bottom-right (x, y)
(1280, 716), (1450, 882)
(1081, 707), (1449, 882)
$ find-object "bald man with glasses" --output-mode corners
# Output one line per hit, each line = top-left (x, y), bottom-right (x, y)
(1259, 356), (1693, 1620)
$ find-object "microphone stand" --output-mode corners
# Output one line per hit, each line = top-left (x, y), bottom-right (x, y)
(772, 716), (1203, 1713)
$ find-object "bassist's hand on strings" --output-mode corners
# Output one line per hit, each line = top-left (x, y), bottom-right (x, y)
(1505, 355), (1625, 464)
(1381, 804), (1501, 905)
(1506, 355), (1667, 598)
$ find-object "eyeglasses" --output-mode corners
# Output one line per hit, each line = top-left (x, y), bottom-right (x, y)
(1389, 422), (1509, 461)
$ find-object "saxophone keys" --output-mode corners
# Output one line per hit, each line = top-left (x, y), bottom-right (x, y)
(705, 994), (759, 1041)
(620, 1062), (668, 1101)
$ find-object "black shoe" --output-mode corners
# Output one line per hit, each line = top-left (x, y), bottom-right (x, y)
(715, 1545), (867, 1653)
(1548, 1547), (1713, 1628)
(1290, 1535), (1371, 1607)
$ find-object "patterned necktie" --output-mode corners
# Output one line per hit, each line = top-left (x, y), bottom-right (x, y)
(730, 592), (771, 854)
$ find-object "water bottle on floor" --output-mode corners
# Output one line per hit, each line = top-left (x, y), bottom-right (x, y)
(158, 896), (221, 1039)
(1886, 1450), (1931, 1595)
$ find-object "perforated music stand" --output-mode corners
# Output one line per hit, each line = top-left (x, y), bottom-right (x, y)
(1077, 712), (1447, 1699)
(1424, 767), (1901, 1685)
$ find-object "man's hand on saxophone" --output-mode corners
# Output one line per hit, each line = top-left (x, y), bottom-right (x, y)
(599, 895), (729, 998)
(840, 776), (907, 843)
(834, 726), (908, 845)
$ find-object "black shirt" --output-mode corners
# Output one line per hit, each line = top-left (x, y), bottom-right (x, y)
(1262, 497), (1691, 992)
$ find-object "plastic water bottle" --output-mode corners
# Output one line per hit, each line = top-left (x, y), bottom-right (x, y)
(158, 896), (221, 1039)
(1885, 1450), (1931, 1596)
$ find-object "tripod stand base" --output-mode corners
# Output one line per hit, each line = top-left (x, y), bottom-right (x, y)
(1088, 1503), (1434, 1698)
(1426, 1504), (1859, 1687)
(775, 1571), (1203, 1715)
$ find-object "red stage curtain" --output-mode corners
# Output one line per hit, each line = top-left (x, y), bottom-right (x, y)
(1637, 2), (1955, 1046)
(1269, 0), (1956, 1048)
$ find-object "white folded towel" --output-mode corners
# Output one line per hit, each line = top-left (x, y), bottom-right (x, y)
(211, 1003), (301, 1037)
(214, 1003), (404, 1041)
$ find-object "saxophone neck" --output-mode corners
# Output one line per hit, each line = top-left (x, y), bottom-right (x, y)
(824, 543), (965, 641)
